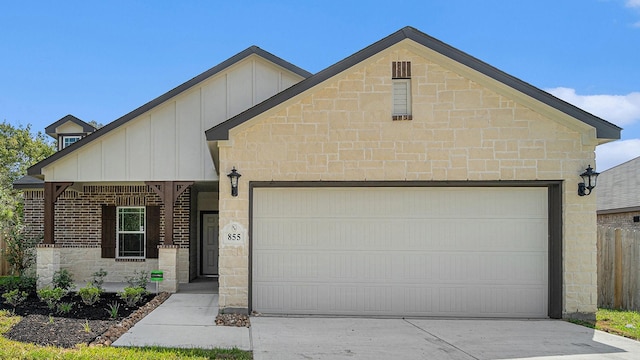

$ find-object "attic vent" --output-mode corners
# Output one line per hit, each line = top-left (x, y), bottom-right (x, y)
(392, 61), (411, 79)
(392, 61), (412, 120)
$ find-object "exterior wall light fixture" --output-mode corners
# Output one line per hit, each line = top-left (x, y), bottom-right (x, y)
(578, 165), (599, 196)
(227, 167), (241, 197)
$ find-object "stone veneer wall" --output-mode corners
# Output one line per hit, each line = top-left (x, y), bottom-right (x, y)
(24, 185), (190, 283)
(217, 44), (599, 318)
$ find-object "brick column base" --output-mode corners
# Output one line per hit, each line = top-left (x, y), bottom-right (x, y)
(36, 244), (61, 289)
(158, 245), (179, 293)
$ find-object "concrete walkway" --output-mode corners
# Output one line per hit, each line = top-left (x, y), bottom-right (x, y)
(112, 293), (250, 349)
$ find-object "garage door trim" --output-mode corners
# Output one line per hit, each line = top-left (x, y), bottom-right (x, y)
(248, 180), (562, 318)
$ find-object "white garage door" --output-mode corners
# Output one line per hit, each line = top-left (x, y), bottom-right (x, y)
(252, 187), (548, 318)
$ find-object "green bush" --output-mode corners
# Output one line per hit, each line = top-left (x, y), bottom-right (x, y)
(0, 276), (20, 292)
(125, 270), (149, 289)
(91, 268), (108, 291)
(0, 223), (41, 276)
(52, 269), (74, 291)
(56, 302), (73, 314)
(78, 284), (101, 305)
(118, 286), (147, 307)
(2, 289), (28, 307)
(37, 286), (66, 310)
(16, 273), (37, 293)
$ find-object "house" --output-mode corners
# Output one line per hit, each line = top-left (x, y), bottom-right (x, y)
(597, 156), (640, 228)
(17, 27), (620, 320)
(46, 114), (97, 150)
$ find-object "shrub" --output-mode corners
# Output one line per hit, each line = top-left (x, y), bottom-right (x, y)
(78, 284), (101, 305)
(37, 286), (66, 310)
(1, 274), (37, 294)
(2, 289), (28, 307)
(91, 268), (107, 291)
(118, 286), (147, 307)
(52, 269), (74, 291)
(1, 223), (40, 276)
(0, 276), (20, 292)
(16, 273), (37, 293)
(125, 270), (149, 289)
(56, 302), (73, 314)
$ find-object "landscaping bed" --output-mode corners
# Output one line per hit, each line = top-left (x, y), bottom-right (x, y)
(1, 290), (169, 348)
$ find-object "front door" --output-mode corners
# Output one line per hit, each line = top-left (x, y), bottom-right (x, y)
(201, 212), (219, 275)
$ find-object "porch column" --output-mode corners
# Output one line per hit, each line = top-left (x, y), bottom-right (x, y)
(43, 182), (73, 244)
(146, 181), (193, 245)
(36, 244), (60, 289)
(158, 245), (179, 292)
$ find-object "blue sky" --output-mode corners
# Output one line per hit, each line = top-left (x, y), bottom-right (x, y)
(1, 0), (639, 170)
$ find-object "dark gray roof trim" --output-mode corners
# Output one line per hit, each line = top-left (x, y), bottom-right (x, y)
(13, 175), (44, 189)
(206, 26), (621, 141)
(28, 46), (311, 176)
(45, 114), (96, 138)
(597, 206), (640, 215)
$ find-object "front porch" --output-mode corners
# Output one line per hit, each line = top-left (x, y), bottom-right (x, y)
(30, 181), (221, 293)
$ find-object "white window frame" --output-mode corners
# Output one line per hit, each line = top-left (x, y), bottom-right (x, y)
(392, 79), (412, 116)
(116, 206), (146, 259)
(59, 135), (82, 150)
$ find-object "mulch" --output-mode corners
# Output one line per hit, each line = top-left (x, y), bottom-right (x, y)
(1, 291), (171, 348)
(2, 290), (250, 348)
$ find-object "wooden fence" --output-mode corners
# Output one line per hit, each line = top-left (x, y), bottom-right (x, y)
(597, 226), (640, 311)
(0, 231), (9, 276)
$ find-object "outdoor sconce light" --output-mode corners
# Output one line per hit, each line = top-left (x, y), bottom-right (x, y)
(578, 165), (599, 196)
(227, 167), (241, 197)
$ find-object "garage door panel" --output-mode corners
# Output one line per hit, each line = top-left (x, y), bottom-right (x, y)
(252, 187), (548, 317)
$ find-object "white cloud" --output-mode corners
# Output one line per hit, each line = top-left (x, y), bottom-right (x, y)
(627, 0), (640, 8)
(596, 139), (640, 170)
(545, 87), (640, 127)
(545, 87), (640, 170)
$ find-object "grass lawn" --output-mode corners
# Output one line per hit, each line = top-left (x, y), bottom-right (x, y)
(571, 308), (640, 341)
(0, 310), (252, 360)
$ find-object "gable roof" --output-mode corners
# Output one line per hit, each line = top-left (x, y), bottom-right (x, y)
(26, 46), (311, 177)
(206, 26), (621, 141)
(597, 156), (640, 213)
(45, 114), (96, 138)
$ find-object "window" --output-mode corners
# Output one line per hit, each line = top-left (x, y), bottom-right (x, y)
(59, 135), (82, 150)
(116, 207), (145, 258)
(392, 61), (412, 120)
(102, 205), (159, 259)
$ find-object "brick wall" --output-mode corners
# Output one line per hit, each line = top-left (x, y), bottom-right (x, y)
(598, 211), (640, 229)
(23, 185), (191, 247)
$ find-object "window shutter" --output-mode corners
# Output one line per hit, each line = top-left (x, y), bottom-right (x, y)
(146, 205), (160, 259)
(101, 205), (116, 258)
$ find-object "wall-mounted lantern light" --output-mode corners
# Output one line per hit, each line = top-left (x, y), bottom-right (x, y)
(227, 167), (241, 197)
(578, 165), (599, 196)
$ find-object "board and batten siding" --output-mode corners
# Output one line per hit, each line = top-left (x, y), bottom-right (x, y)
(42, 55), (304, 182)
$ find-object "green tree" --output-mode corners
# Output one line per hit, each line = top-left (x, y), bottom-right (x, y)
(0, 121), (55, 223)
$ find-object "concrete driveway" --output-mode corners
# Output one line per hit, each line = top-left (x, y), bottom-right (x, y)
(251, 317), (640, 360)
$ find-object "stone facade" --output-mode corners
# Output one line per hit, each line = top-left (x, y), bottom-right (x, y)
(217, 45), (598, 318)
(25, 185), (191, 284)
